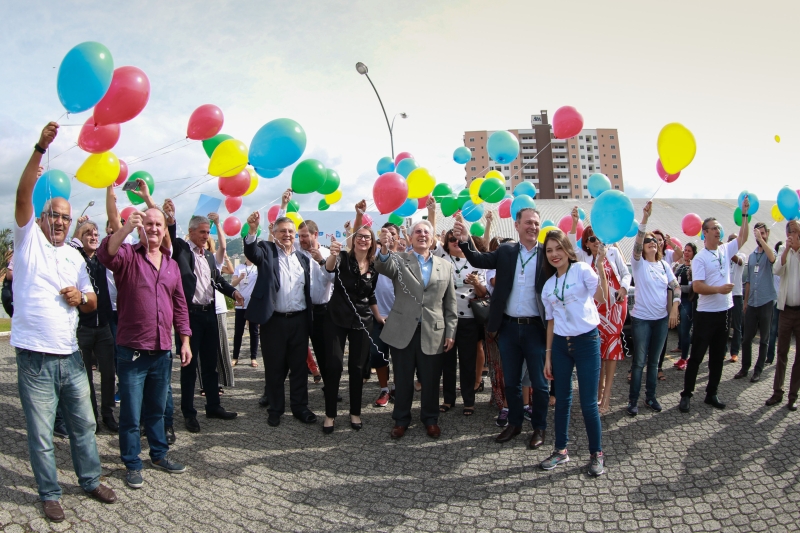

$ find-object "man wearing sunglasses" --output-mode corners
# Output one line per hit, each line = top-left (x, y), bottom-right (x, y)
(679, 199), (750, 413)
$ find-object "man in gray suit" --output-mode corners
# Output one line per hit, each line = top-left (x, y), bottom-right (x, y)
(375, 220), (458, 439)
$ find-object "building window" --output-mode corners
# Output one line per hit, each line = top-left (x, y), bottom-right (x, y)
(612, 154), (617, 159)
(583, 185), (588, 189)
(589, 165), (594, 171)
(614, 174), (619, 179)
(514, 165), (518, 169)
(575, 195), (580, 199)
(610, 135), (615, 139)
(614, 185), (620, 190)
(611, 145), (616, 149)
(594, 146), (598, 150)
(572, 164), (577, 168)
(613, 164), (618, 168)
(593, 136), (597, 140)
(579, 135), (583, 139)
(581, 155), (586, 159)
(571, 154), (576, 158)
(504, 166), (509, 170)
(580, 145), (585, 149)
(588, 155), (594, 161)
(469, 138), (474, 142)
(574, 184), (579, 189)
(506, 186), (511, 190)
(470, 157), (475, 161)
(470, 166), (476, 171)
(470, 147), (475, 152)
(584, 195), (588, 199)
(581, 165), (586, 169)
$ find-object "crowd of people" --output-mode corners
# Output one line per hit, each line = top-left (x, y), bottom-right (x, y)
(9, 123), (800, 522)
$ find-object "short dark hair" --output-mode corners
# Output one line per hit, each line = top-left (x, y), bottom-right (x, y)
(515, 208), (540, 223)
(685, 242), (697, 257)
(299, 220), (319, 234)
(701, 217), (717, 231)
(382, 222), (400, 232)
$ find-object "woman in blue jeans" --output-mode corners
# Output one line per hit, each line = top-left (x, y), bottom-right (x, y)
(628, 202), (680, 415)
(541, 229), (608, 477)
(673, 243), (698, 370)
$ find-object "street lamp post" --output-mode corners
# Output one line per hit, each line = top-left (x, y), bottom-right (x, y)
(355, 62), (406, 159)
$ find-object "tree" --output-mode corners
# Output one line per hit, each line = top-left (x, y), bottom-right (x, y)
(0, 228), (11, 269)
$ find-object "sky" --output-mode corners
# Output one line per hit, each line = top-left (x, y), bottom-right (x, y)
(0, 0), (798, 231)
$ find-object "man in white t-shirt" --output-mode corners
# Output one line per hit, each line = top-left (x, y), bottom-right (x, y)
(679, 199), (750, 413)
(12, 123), (116, 522)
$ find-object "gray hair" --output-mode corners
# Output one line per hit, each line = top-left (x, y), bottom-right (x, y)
(410, 219), (434, 235)
(41, 198), (72, 217)
(273, 217), (295, 231)
(189, 215), (210, 230)
(78, 220), (99, 234)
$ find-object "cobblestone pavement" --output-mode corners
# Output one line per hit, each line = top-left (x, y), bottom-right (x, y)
(0, 329), (798, 532)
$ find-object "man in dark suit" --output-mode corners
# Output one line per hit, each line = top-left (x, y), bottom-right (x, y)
(243, 193), (317, 427)
(453, 209), (549, 448)
(164, 200), (241, 433)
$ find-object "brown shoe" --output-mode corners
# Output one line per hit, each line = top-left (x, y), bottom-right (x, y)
(529, 428), (546, 449)
(42, 500), (65, 522)
(86, 484), (117, 504)
(765, 394), (783, 406)
(390, 425), (407, 439)
(426, 424), (441, 439)
(495, 425), (521, 443)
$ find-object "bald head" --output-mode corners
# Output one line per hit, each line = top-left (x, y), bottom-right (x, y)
(39, 197), (72, 246)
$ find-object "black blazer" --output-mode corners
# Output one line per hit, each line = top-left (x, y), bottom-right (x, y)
(243, 238), (313, 327)
(168, 224), (236, 306)
(459, 240), (547, 333)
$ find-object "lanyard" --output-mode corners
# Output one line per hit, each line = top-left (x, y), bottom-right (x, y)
(553, 263), (572, 303)
(450, 255), (467, 275)
(519, 246), (537, 274)
(709, 249), (724, 272)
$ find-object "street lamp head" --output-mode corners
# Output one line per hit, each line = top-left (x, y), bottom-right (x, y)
(355, 62), (368, 75)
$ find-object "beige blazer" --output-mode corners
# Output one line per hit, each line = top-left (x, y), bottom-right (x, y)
(374, 251), (458, 355)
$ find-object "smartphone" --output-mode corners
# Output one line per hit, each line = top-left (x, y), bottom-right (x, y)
(122, 181), (139, 192)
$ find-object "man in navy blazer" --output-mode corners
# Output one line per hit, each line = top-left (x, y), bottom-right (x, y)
(454, 208), (550, 449)
(243, 192), (316, 428)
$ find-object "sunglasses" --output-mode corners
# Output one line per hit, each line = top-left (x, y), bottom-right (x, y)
(587, 236), (598, 243)
(643, 237), (657, 244)
(447, 237), (458, 243)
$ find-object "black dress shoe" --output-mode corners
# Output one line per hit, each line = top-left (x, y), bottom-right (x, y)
(350, 421), (363, 431)
(679, 396), (691, 413)
(267, 415), (281, 427)
(495, 425), (521, 443)
(750, 371), (761, 383)
(293, 410), (317, 423)
(529, 429), (546, 449)
(102, 417), (119, 433)
(323, 421), (335, 434)
(704, 395), (726, 409)
(733, 369), (748, 379)
(765, 394), (783, 406)
(258, 395), (269, 407)
(185, 416), (201, 433)
(337, 394), (343, 402)
(788, 401), (797, 411)
(206, 407), (238, 420)
(165, 425), (176, 445)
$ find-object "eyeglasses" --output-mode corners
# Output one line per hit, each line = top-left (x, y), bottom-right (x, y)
(587, 236), (598, 243)
(44, 212), (72, 223)
(413, 229), (430, 235)
(355, 234), (372, 241)
(643, 237), (657, 244)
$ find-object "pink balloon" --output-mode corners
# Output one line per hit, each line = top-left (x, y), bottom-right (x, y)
(93, 66), (151, 126)
(394, 152), (413, 167)
(671, 237), (683, 250)
(558, 215), (583, 240)
(223, 217), (242, 236)
(417, 195), (430, 209)
(656, 159), (681, 183)
(114, 160), (129, 186)
(552, 106), (584, 139)
(681, 213), (702, 236)
(373, 172), (408, 214)
(120, 206), (137, 222)
(498, 198), (512, 219)
(78, 116), (120, 153)
(267, 205), (280, 223)
(361, 213), (373, 228)
(218, 170), (251, 197)
(187, 104), (224, 141)
(225, 196), (242, 214)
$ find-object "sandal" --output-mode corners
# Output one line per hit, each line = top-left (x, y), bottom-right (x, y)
(439, 404), (452, 413)
(658, 371), (666, 381)
(313, 374), (322, 384)
(463, 407), (475, 416)
(250, 359), (258, 368)
(474, 379), (485, 393)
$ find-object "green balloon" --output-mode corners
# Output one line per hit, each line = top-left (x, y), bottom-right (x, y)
(318, 169), (340, 195)
(479, 178), (505, 203)
(441, 195), (459, 217)
(318, 199), (330, 211)
(733, 206), (751, 227)
(432, 183), (453, 202)
(240, 223), (262, 239)
(126, 171), (155, 205)
(388, 213), (405, 226)
(457, 189), (471, 209)
(202, 134), (233, 158)
(470, 222), (486, 237)
(287, 199), (300, 213)
(291, 159), (326, 194)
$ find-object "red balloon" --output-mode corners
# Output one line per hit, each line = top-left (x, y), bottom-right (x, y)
(114, 159), (129, 186)
(218, 170), (251, 197)
(93, 66), (151, 126)
(656, 159), (681, 183)
(225, 196), (242, 214)
(394, 152), (413, 167)
(361, 213), (374, 228)
(671, 237), (683, 250)
(552, 106), (584, 139)
(187, 104), (224, 141)
(223, 217), (242, 236)
(498, 198), (512, 219)
(373, 172), (408, 214)
(267, 205), (280, 224)
(120, 206), (137, 222)
(681, 213), (703, 236)
(78, 116), (120, 153)
(558, 214), (583, 240)
(417, 195), (430, 209)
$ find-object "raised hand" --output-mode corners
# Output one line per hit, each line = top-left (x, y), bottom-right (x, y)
(281, 188), (292, 208)
(379, 227), (394, 253)
(38, 122), (59, 151)
(426, 196), (436, 211)
(126, 211), (144, 231)
(76, 215), (89, 226)
(329, 236), (342, 257)
(642, 201), (652, 224)
(163, 199), (176, 225)
(130, 178), (151, 201)
(247, 211), (260, 235)
(207, 212), (220, 226)
(355, 199), (367, 214)
(452, 214), (469, 242)
(596, 243), (607, 263)
(484, 210), (493, 223)
(571, 206), (579, 224)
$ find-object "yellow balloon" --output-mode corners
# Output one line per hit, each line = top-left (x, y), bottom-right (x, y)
(406, 168), (435, 199)
(485, 170), (504, 181)
(772, 203), (785, 222)
(242, 173), (259, 197)
(285, 211), (303, 229)
(538, 225), (557, 244)
(324, 189), (342, 205)
(775, 135), (781, 143)
(657, 123), (696, 174)
(76, 151), (120, 188)
(208, 139), (248, 177)
(469, 178), (485, 205)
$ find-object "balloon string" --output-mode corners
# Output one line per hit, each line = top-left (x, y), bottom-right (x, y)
(126, 138), (191, 165)
(56, 123), (85, 127)
(50, 144), (78, 160)
(171, 174), (217, 199)
(649, 182), (663, 201)
(128, 140), (199, 166)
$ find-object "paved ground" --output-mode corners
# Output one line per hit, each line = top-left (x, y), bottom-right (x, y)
(0, 327), (799, 532)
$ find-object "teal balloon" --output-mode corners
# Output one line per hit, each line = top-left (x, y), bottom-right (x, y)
(255, 167), (282, 179)
(33, 170), (72, 215)
(249, 118), (307, 171)
(510, 195), (536, 221)
(587, 173), (611, 198)
(487, 131), (519, 164)
(395, 158), (418, 178)
(453, 146), (471, 164)
(578, 208), (586, 221)
(394, 198), (417, 217)
(626, 218), (639, 238)
(462, 200), (485, 222)
(376, 157), (395, 175)
(513, 182), (537, 198)
(737, 191), (760, 216)
(777, 186), (800, 220)
(542, 219), (555, 228)
(57, 42), (114, 113)
(457, 189), (471, 209)
(591, 190), (634, 244)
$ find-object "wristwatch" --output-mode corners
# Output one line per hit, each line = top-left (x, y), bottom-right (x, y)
(80, 293), (88, 306)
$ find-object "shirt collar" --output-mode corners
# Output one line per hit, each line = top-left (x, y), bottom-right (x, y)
(189, 240), (205, 255)
(413, 251), (432, 264)
(133, 241), (172, 260)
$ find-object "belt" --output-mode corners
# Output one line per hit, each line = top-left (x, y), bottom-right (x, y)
(785, 304), (800, 311)
(503, 314), (539, 324)
(313, 303), (329, 312)
(121, 347), (164, 357)
(189, 303), (214, 313)
(273, 310), (305, 318)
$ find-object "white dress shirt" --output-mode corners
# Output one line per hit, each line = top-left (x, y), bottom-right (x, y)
(188, 240), (214, 305)
(505, 243), (540, 318)
(275, 244), (306, 313)
(299, 245), (334, 305)
(774, 245), (800, 309)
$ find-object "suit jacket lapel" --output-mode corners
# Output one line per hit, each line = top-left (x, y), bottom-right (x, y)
(405, 255), (422, 284)
(270, 244), (281, 289)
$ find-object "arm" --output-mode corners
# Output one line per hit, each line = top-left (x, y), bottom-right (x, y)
(350, 199), (366, 250)
(325, 237), (342, 272)
(426, 196), (437, 237)
(483, 209), (493, 243)
(208, 213), (226, 266)
(737, 196), (750, 250)
(16, 123), (57, 227)
(106, 186), (122, 233)
(105, 211), (141, 258)
(163, 199), (178, 244)
(171, 282), (193, 367)
(221, 255), (234, 275)
(442, 265), (457, 351)
(666, 265), (680, 328)
(373, 228), (399, 278)
(466, 272), (488, 298)
(568, 232), (589, 263)
(692, 280), (733, 295)
(593, 248), (608, 304)
(72, 216), (89, 239)
(569, 206), (579, 234)
(633, 201), (652, 262)
(543, 319), (554, 380)
(743, 282), (750, 314)
(243, 211), (268, 266)
(453, 215), (499, 269)
(775, 245), (789, 275)
(370, 304), (384, 325)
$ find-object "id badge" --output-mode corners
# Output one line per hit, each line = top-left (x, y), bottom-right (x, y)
(518, 271), (525, 284)
(242, 277), (250, 287)
(754, 265), (759, 273)
(454, 277), (464, 289)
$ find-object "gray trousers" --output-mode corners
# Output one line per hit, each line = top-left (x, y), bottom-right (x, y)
(741, 302), (773, 373)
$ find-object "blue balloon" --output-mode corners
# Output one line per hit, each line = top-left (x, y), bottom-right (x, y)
(737, 191), (760, 216)
(395, 158), (418, 178)
(576, 239), (582, 249)
(453, 146), (472, 165)
(57, 42), (114, 114)
(777, 186), (800, 220)
(33, 170), (72, 215)
(487, 131), (519, 164)
(590, 190), (634, 244)
(510, 195), (536, 221)
(587, 173), (611, 198)
(626, 218), (639, 238)
(541, 219), (555, 229)
(578, 208), (586, 221)
(376, 156), (395, 175)
(513, 182), (537, 198)
(254, 167), (283, 179)
(249, 118), (307, 171)
(394, 198), (417, 217)
(462, 200), (485, 222)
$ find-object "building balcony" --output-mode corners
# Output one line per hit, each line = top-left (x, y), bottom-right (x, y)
(554, 176), (570, 183)
(523, 167), (538, 174)
(552, 147), (567, 153)
(521, 147), (537, 154)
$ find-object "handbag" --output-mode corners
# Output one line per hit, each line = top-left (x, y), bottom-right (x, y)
(469, 296), (491, 326)
(661, 261), (678, 319)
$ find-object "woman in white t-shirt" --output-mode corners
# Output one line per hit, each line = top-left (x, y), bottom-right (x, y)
(627, 202), (680, 416)
(231, 257), (259, 367)
(541, 228), (608, 477)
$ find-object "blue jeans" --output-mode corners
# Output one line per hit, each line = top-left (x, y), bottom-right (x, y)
(768, 304), (780, 363)
(551, 329), (602, 454)
(630, 317), (669, 403)
(497, 318), (548, 429)
(679, 298), (693, 360)
(16, 349), (102, 500)
(117, 346), (171, 470)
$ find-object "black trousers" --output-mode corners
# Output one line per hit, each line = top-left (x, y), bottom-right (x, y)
(442, 317), (479, 408)
(741, 302), (773, 373)
(261, 313), (310, 417)
(682, 310), (728, 398)
(179, 309), (221, 417)
(77, 324), (116, 420)
(233, 308), (259, 360)
(391, 325), (444, 427)
(323, 315), (371, 419)
(310, 304), (330, 383)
